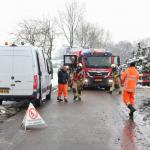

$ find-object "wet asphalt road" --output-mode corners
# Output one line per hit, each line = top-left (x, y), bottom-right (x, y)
(0, 89), (150, 150)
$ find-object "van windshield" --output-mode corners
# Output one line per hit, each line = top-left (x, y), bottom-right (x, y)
(85, 56), (111, 68)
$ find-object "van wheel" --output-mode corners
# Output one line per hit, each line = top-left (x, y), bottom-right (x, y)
(0, 100), (2, 105)
(46, 85), (52, 101)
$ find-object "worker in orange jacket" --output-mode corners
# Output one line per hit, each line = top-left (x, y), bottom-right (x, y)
(121, 62), (139, 120)
(57, 66), (69, 102)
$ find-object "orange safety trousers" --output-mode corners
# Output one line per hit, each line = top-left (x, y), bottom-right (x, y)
(123, 90), (135, 106)
(58, 84), (68, 98)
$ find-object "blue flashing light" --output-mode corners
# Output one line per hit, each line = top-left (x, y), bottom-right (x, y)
(82, 48), (91, 54)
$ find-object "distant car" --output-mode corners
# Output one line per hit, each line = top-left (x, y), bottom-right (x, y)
(0, 46), (53, 107)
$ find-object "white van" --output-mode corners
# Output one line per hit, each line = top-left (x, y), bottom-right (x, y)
(0, 46), (53, 106)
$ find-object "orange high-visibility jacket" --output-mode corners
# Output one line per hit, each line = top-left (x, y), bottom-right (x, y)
(121, 67), (139, 92)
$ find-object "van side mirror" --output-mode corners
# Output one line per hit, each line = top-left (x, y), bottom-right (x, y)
(51, 72), (53, 79)
(48, 68), (53, 79)
(49, 66), (53, 75)
(49, 70), (53, 75)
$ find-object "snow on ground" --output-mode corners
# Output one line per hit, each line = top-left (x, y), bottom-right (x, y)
(51, 58), (62, 89)
(137, 84), (150, 89)
(52, 59), (63, 68)
(135, 89), (150, 144)
(52, 68), (58, 89)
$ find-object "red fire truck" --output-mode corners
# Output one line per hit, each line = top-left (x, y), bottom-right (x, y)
(64, 48), (120, 90)
(142, 73), (150, 86)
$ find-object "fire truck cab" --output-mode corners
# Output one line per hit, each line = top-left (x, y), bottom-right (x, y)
(64, 48), (120, 90)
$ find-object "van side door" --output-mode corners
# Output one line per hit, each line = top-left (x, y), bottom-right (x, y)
(0, 47), (13, 95)
(46, 59), (53, 79)
(12, 47), (34, 96)
(37, 50), (49, 99)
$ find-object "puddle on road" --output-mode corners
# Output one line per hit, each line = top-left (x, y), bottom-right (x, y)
(120, 120), (138, 150)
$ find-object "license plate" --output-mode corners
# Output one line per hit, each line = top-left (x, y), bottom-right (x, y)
(0, 88), (9, 93)
(95, 79), (102, 82)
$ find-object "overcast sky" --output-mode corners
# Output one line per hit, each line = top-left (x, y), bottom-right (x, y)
(0, 0), (150, 44)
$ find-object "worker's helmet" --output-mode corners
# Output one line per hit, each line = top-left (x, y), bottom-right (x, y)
(76, 63), (82, 72)
(66, 65), (69, 70)
(111, 64), (116, 68)
(78, 63), (82, 67)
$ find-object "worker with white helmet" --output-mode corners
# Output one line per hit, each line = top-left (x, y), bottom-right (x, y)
(72, 63), (84, 101)
(109, 64), (122, 94)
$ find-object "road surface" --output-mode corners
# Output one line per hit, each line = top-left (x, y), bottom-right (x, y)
(0, 89), (150, 150)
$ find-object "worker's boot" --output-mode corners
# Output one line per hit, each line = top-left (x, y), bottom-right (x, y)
(57, 97), (63, 102)
(128, 104), (136, 120)
(73, 96), (78, 101)
(78, 96), (81, 101)
(128, 104), (136, 112)
(64, 98), (68, 103)
(64, 97), (68, 103)
(109, 91), (113, 94)
(129, 111), (134, 120)
(118, 91), (122, 95)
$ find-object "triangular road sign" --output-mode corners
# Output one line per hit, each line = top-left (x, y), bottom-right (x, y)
(22, 103), (47, 130)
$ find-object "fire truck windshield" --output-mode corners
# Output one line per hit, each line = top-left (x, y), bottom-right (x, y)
(85, 56), (111, 68)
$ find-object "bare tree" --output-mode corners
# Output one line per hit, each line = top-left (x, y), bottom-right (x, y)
(138, 38), (150, 48)
(13, 18), (57, 58)
(14, 19), (41, 46)
(87, 24), (101, 48)
(58, 0), (84, 48)
(98, 30), (111, 48)
(75, 21), (90, 47)
(75, 21), (111, 48)
(109, 41), (135, 63)
(38, 18), (57, 58)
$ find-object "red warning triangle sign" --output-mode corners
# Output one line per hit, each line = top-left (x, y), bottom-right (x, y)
(22, 103), (47, 129)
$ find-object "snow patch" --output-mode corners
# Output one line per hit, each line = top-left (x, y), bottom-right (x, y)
(137, 84), (150, 89)
(52, 68), (58, 89)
